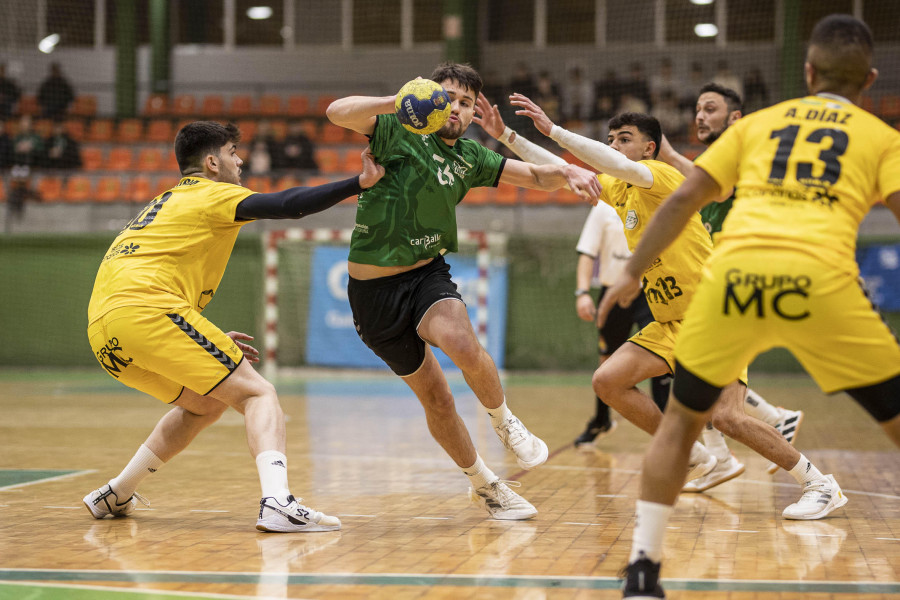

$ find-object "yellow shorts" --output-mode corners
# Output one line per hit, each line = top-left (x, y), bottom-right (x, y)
(630, 320), (749, 384)
(675, 246), (900, 393)
(87, 305), (244, 403)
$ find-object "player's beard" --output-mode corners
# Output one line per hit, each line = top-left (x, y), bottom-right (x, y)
(702, 124), (727, 146)
(437, 119), (466, 140)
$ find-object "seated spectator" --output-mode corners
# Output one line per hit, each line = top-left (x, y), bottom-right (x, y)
(6, 164), (40, 232)
(508, 62), (537, 99)
(742, 67), (770, 114)
(594, 69), (623, 117)
(0, 63), (21, 119)
(44, 120), (81, 169)
(0, 120), (12, 169)
(37, 62), (75, 118)
(247, 140), (273, 175)
(280, 121), (318, 171)
(13, 115), (44, 168)
(680, 61), (705, 111)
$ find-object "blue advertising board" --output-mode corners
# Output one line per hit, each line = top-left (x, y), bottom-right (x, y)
(305, 246), (508, 370)
(858, 243), (900, 311)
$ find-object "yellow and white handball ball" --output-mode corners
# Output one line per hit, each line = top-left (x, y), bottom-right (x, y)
(394, 79), (452, 135)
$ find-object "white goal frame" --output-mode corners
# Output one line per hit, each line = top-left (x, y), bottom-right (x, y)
(261, 228), (506, 375)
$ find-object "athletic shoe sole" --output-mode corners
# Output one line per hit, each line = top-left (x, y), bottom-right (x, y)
(682, 460), (745, 493)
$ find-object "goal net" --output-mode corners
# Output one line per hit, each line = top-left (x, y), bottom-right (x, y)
(260, 228), (509, 376)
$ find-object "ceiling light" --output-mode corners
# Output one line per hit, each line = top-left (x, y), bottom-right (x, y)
(39, 33), (60, 53)
(247, 6), (273, 20)
(694, 23), (718, 38)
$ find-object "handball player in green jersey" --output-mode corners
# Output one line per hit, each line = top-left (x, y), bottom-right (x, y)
(327, 62), (601, 520)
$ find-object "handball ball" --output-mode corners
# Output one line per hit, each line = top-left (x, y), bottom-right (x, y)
(395, 79), (451, 135)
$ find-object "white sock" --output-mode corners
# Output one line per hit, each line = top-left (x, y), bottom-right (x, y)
(629, 500), (673, 563)
(743, 389), (781, 426)
(702, 422), (732, 462)
(255, 450), (291, 504)
(486, 398), (513, 428)
(462, 454), (496, 490)
(109, 444), (164, 499)
(788, 453), (824, 486)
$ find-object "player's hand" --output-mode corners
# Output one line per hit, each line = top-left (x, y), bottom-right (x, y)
(226, 331), (260, 363)
(509, 93), (554, 136)
(596, 273), (643, 328)
(563, 164), (602, 204)
(474, 93), (505, 139)
(359, 147), (385, 189)
(576, 294), (596, 322)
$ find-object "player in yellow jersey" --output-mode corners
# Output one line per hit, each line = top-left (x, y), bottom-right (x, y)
(477, 94), (830, 506)
(82, 121), (385, 533)
(607, 15), (900, 599)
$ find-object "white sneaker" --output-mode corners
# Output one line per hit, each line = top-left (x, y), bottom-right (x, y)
(767, 409), (804, 474)
(682, 455), (745, 493)
(83, 484), (149, 519)
(782, 475), (848, 520)
(256, 495), (341, 532)
(469, 479), (537, 520)
(494, 416), (548, 470)
(686, 445), (717, 482)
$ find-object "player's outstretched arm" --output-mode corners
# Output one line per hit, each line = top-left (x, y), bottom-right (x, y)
(510, 93), (653, 188)
(474, 93), (566, 166)
(326, 95), (395, 136)
(499, 159), (601, 203)
(658, 134), (695, 178)
(596, 166), (719, 326)
(235, 148), (384, 221)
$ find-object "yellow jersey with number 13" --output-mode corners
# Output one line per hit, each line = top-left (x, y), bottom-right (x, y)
(598, 159), (713, 323)
(696, 94), (900, 267)
(88, 177), (255, 323)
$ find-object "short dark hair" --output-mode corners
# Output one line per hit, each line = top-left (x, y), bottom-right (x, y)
(698, 82), (743, 113)
(430, 62), (483, 97)
(607, 112), (662, 159)
(174, 121), (240, 175)
(808, 14), (874, 93)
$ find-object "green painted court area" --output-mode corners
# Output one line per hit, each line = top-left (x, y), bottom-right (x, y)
(0, 470), (83, 490)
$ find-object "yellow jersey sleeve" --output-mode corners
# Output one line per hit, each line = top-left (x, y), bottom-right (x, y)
(694, 124), (741, 197)
(878, 133), (900, 200)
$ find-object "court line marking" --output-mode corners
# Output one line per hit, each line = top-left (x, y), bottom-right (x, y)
(0, 469), (96, 491)
(0, 581), (298, 600)
(2, 568), (899, 593)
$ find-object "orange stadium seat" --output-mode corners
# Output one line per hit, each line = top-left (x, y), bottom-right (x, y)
(286, 95), (310, 116)
(341, 148), (363, 172)
(146, 120), (173, 143)
(201, 95), (226, 116)
(37, 176), (64, 202)
(234, 119), (257, 140)
(555, 188), (584, 205)
(879, 94), (900, 119)
(17, 95), (38, 115)
(70, 95), (97, 117)
(172, 95), (197, 116)
(107, 147), (134, 171)
(163, 150), (179, 172)
(314, 95), (338, 116)
(63, 176), (93, 203)
(258, 95), (282, 116)
(315, 149), (340, 173)
(143, 94), (169, 116)
(87, 119), (114, 142)
(127, 175), (154, 203)
(81, 146), (104, 171)
(300, 119), (318, 139)
(274, 175), (302, 189)
(116, 119), (143, 143)
(304, 176), (334, 187)
(229, 95), (253, 116)
(245, 176), (273, 194)
(95, 176), (122, 202)
(320, 122), (346, 144)
(0, 180), (6, 203)
(463, 186), (490, 205)
(268, 119), (287, 140)
(136, 148), (164, 171)
(492, 183), (518, 205)
(64, 118), (86, 141)
(521, 187), (554, 205)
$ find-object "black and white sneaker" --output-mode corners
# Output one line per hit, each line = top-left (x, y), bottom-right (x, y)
(83, 484), (149, 519)
(621, 553), (665, 599)
(574, 418), (618, 447)
(256, 495), (341, 532)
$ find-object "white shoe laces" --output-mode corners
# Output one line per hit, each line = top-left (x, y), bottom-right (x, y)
(132, 491), (150, 508)
(498, 417), (528, 447)
(487, 480), (523, 507)
(797, 479), (830, 505)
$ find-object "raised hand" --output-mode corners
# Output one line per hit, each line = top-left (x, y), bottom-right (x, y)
(509, 93), (554, 136)
(473, 93), (506, 140)
(595, 273), (643, 328)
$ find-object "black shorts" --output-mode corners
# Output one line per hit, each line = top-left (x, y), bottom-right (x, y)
(596, 286), (655, 356)
(347, 255), (463, 376)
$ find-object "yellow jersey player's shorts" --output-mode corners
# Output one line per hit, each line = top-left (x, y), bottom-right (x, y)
(675, 246), (900, 393)
(630, 319), (749, 384)
(87, 306), (244, 403)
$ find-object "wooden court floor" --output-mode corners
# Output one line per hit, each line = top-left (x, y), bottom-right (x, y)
(0, 368), (898, 600)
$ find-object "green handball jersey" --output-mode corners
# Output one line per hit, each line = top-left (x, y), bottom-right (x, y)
(349, 114), (505, 266)
(699, 193), (735, 242)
